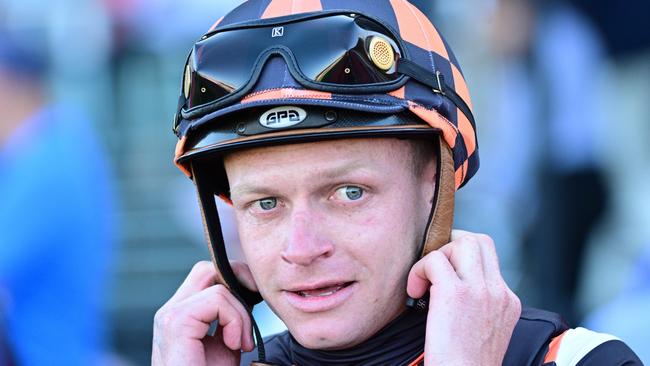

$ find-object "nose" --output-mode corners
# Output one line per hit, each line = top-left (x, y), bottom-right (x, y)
(281, 210), (334, 266)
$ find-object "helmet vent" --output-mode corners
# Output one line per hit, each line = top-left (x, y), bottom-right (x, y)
(369, 36), (395, 71)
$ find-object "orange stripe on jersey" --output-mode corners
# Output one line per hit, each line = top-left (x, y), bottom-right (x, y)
(544, 330), (569, 363)
(207, 16), (224, 32)
(241, 88), (332, 103)
(408, 352), (424, 366)
(457, 109), (476, 156)
(262, 0), (322, 19)
(389, 0), (449, 59)
(451, 63), (473, 111)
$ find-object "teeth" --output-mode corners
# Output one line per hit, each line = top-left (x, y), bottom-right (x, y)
(298, 284), (344, 297)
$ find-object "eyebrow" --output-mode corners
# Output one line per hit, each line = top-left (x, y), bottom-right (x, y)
(316, 160), (369, 180)
(228, 160), (373, 198)
(229, 183), (272, 199)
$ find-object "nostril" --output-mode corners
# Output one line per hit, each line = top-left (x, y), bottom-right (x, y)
(281, 234), (334, 266)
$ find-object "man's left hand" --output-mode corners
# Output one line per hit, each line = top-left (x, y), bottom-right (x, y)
(407, 230), (521, 366)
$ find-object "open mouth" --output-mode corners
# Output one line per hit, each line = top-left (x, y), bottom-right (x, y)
(294, 282), (354, 298)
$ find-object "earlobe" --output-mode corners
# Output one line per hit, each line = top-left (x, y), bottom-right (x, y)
(230, 260), (259, 292)
(422, 159), (438, 206)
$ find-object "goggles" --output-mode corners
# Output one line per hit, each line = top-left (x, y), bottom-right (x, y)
(178, 12), (406, 118)
(175, 11), (475, 136)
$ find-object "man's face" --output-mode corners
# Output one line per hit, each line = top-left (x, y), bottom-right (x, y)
(224, 138), (436, 349)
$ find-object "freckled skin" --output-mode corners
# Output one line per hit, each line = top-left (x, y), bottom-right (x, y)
(224, 138), (437, 350)
(154, 139), (522, 366)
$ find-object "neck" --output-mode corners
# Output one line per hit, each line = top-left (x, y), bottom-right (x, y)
(289, 308), (426, 366)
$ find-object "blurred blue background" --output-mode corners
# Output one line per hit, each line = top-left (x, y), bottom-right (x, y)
(0, 0), (648, 365)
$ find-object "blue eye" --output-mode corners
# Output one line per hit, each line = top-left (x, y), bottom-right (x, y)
(336, 186), (363, 201)
(258, 197), (277, 210)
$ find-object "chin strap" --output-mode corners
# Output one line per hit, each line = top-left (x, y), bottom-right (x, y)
(420, 137), (456, 256)
(192, 163), (269, 364)
(407, 138), (456, 311)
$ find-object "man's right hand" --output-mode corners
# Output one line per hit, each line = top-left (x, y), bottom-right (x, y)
(152, 261), (256, 366)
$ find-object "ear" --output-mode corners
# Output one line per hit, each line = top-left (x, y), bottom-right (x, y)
(419, 155), (438, 208)
(230, 260), (259, 292)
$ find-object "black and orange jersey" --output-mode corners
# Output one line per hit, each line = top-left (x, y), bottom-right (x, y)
(503, 308), (641, 366)
(240, 308), (642, 365)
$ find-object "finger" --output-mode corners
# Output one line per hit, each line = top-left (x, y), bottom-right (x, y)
(438, 233), (485, 283)
(213, 284), (256, 352)
(205, 326), (242, 364)
(175, 285), (253, 351)
(473, 234), (503, 287)
(167, 261), (218, 305)
(407, 250), (460, 299)
(231, 261), (259, 292)
(450, 229), (473, 241)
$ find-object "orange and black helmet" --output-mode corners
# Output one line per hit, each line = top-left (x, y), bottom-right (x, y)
(172, 1), (478, 362)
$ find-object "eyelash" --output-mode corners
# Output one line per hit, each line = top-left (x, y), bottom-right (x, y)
(250, 197), (279, 213)
(332, 185), (366, 202)
(244, 184), (368, 214)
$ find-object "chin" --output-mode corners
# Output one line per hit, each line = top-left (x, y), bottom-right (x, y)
(285, 312), (374, 350)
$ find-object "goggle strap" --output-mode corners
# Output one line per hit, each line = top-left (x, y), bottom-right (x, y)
(397, 59), (476, 129)
(173, 94), (185, 135)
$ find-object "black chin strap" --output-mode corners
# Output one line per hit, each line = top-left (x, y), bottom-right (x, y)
(405, 136), (441, 313)
(397, 58), (476, 129)
(193, 163), (269, 364)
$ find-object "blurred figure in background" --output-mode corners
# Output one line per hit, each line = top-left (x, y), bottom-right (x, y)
(447, 0), (649, 333)
(523, 0), (610, 325)
(0, 302), (12, 365)
(575, 0), (650, 363)
(0, 3), (116, 365)
(570, 0), (650, 320)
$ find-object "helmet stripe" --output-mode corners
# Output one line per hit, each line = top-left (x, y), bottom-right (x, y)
(218, 0), (273, 26)
(241, 88), (332, 103)
(389, 0), (448, 59)
(457, 108), (476, 157)
(407, 101), (458, 149)
(454, 161), (468, 189)
(207, 16), (224, 32)
(388, 86), (406, 99)
(464, 150), (479, 187)
(262, 0), (323, 18)
(174, 136), (192, 178)
(320, 0), (401, 31)
(451, 63), (473, 111)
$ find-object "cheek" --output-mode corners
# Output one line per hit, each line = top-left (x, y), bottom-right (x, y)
(236, 218), (281, 284)
(347, 195), (421, 265)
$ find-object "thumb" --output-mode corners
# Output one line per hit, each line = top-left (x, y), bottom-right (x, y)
(406, 256), (431, 299)
(406, 251), (459, 299)
(230, 261), (259, 292)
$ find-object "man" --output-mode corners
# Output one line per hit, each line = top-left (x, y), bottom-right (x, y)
(153, 1), (642, 364)
(0, 14), (115, 366)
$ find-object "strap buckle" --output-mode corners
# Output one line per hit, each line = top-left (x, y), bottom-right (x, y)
(432, 70), (445, 95)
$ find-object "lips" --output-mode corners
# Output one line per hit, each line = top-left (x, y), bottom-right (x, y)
(283, 281), (356, 313)
(295, 282), (352, 298)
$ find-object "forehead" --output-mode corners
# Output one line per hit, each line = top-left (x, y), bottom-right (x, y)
(223, 138), (414, 174)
